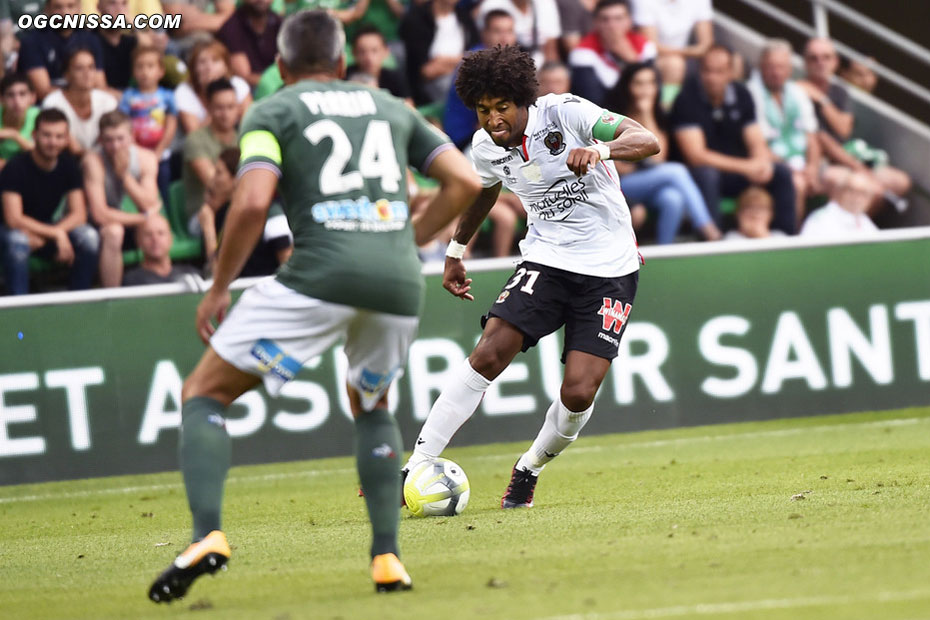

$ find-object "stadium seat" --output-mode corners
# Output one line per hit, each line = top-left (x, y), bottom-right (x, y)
(718, 197), (737, 215)
(166, 180), (203, 262)
(118, 195), (143, 266)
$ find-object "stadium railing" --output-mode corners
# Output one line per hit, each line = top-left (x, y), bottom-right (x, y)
(712, 7), (930, 227)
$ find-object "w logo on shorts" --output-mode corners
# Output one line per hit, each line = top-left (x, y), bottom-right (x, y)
(598, 298), (632, 334)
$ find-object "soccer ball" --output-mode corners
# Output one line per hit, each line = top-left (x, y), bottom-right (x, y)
(404, 458), (470, 517)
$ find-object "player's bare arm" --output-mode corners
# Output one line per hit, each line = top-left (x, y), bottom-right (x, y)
(411, 148), (482, 246)
(196, 167), (277, 344)
(566, 117), (660, 177)
(442, 183), (503, 301)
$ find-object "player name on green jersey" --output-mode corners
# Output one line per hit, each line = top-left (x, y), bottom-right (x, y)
(299, 90), (378, 117)
(239, 80), (452, 317)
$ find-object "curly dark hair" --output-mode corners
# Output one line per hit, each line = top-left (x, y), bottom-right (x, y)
(455, 45), (539, 110)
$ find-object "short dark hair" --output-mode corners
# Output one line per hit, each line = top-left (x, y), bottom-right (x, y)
(205, 77), (236, 102)
(700, 44), (735, 75)
(483, 9), (514, 29)
(594, 0), (629, 15)
(277, 10), (345, 75)
(737, 186), (774, 214)
(131, 44), (164, 67)
(455, 45), (538, 110)
(351, 24), (386, 48)
(35, 108), (69, 130)
(702, 43), (733, 64)
(0, 73), (31, 96)
(98, 109), (130, 132)
(65, 46), (97, 71)
(218, 147), (241, 176)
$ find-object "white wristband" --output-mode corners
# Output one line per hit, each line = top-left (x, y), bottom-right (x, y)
(446, 240), (467, 259)
(590, 143), (611, 161)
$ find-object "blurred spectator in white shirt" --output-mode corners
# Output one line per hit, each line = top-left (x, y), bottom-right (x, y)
(479, 0), (562, 68)
(798, 37), (910, 214)
(800, 170), (878, 237)
(42, 47), (118, 156)
(631, 0), (713, 106)
(174, 39), (252, 134)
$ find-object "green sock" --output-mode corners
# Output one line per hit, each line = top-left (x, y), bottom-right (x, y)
(179, 396), (231, 542)
(355, 408), (403, 558)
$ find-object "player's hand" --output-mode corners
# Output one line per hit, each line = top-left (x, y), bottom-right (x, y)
(443, 256), (474, 301)
(54, 229), (74, 265)
(566, 147), (602, 177)
(196, 286), (231, 345)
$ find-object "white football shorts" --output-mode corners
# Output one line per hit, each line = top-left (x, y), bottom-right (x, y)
(210, 277), (419, 410)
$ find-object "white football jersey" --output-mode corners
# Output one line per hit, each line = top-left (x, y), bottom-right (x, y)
(470, 93), (641, 278)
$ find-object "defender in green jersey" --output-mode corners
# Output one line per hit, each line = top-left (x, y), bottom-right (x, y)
(147, 10), (480, 602)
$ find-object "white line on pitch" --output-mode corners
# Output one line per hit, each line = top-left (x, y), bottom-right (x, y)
(567, 416), (924, 453)
(539, 588), (930, 620)
(0, 468), (355, 504)
(0, 416), (924, 504)
(465, 416), (924, 461)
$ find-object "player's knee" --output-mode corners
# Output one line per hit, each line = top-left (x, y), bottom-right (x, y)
(470, 326), (522, 379)
(560, 381), (597, 413)
(468, 346), (509, 380)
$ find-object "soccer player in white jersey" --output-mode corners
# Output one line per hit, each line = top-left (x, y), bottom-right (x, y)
(403, 45), (660, 508)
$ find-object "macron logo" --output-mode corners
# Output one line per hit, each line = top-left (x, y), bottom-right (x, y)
(598, 298), (632, 334)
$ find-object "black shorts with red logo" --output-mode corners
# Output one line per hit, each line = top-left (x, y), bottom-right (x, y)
(481, 261), (639, 363)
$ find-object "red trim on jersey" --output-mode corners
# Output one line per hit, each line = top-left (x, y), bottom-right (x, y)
(521, 135), (529, 161)
(601, 161), (621, 189)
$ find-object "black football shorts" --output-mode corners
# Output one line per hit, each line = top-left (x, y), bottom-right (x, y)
(481, 261), (638, 363)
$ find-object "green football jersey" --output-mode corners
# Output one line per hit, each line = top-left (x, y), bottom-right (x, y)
(238, 79), (451, 316)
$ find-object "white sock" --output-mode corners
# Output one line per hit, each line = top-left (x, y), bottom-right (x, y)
(404, 359), (491, 471)
(516, 399), (593, 474)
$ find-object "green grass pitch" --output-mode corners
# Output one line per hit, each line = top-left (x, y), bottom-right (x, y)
(2, 407), (929, 620)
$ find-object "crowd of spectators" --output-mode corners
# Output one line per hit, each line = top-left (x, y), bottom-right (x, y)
(0, 0), (914, 295)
